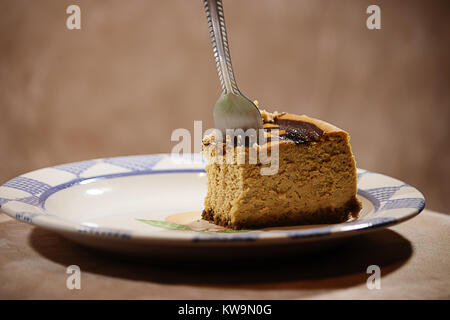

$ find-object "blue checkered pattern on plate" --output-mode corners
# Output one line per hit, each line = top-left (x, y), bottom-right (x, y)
(381, 198), (425, 211)
(364, 185), (405, 202)
(53, 160), (98, 177)
(103, 155), (163, 171)
(3, 176), (52, 196)
(16, 196), (41, 206)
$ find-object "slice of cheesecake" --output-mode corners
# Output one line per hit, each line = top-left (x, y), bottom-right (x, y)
(201, 109), (361, 229)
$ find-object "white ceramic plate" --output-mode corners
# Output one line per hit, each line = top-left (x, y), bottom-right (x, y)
(0, 154), (425, 259)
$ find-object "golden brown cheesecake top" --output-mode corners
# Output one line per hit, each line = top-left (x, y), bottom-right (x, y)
(259, 110), (345, 145)
(202, 108), (348, 151)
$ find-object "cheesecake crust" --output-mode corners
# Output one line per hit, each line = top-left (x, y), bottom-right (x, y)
(202, 196), (361, 230)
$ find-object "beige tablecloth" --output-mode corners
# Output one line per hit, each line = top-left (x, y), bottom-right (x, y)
(0, 209), (449, 299)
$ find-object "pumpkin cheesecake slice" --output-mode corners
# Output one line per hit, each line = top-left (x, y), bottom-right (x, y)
(201, 109), (361, 229)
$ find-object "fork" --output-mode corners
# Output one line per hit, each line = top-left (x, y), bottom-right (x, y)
(203, 0), (263, 138)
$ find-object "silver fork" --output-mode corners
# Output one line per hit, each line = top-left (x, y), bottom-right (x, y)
(203, 0), (263, 138)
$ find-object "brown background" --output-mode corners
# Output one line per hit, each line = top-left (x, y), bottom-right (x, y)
(0, 0), (449, 212)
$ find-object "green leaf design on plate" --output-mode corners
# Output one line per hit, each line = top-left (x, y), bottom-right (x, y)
(136, 219), (193, 231)
(136, 218), (252, 233)
(213, 229), (252, 233)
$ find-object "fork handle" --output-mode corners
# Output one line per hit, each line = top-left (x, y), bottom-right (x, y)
(203, 0), (240, 95)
